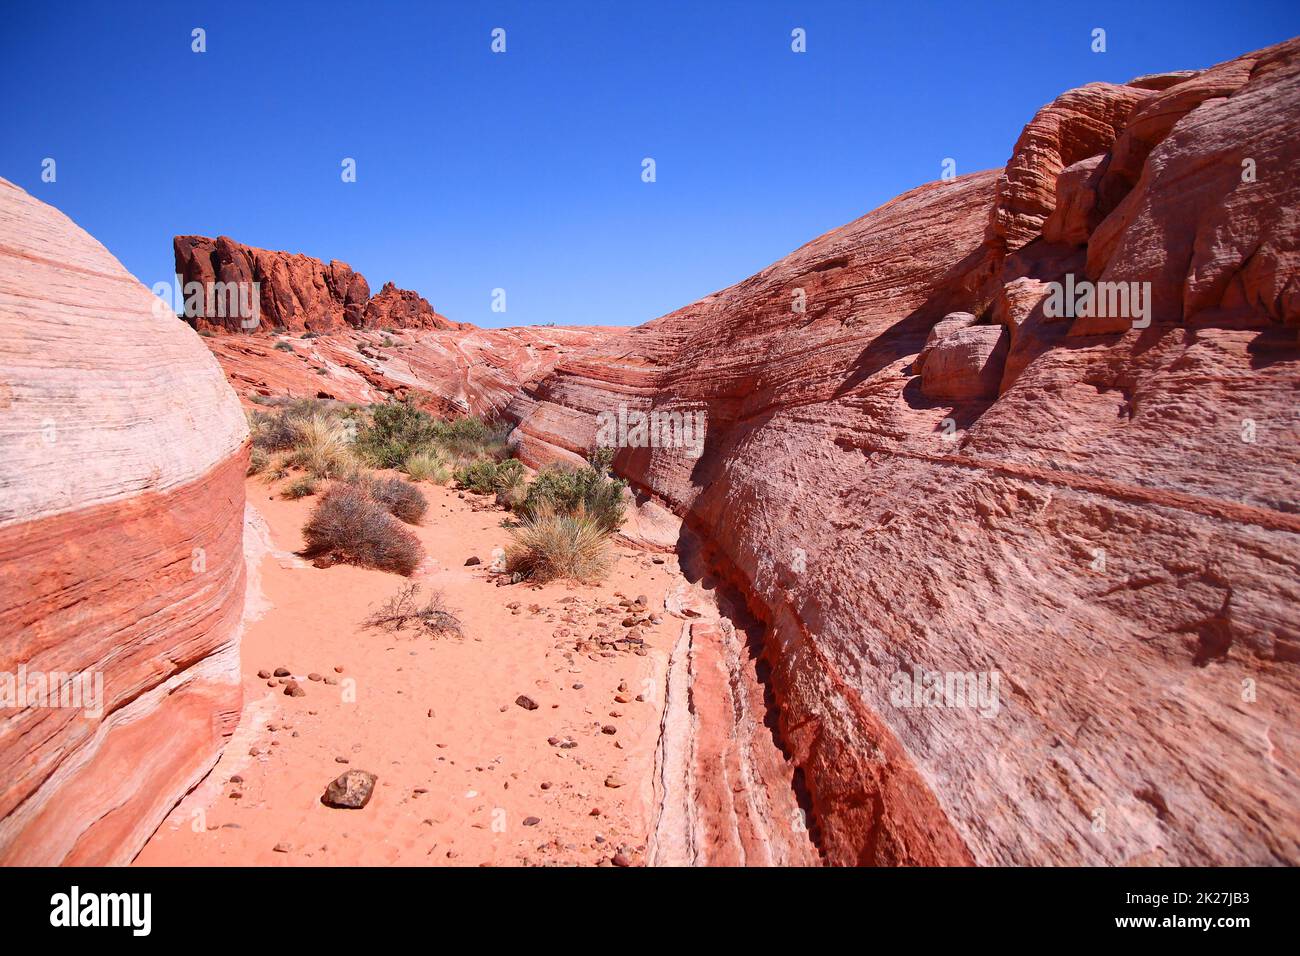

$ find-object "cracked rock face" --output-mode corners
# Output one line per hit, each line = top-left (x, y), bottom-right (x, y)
(0, 178), (248, 865)
(507, 37), (1300, 865)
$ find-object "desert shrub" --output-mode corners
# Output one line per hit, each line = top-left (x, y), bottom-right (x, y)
(454, 456), (525, 496)
(274, 340), (294, 352)
(587, 445), (615, 476)
(356, 474), (428, 525)
(356, 399), (441, 468)
(505, 505), (611, 583)
(495, 462), (528, 510)
(282, 476), (319, 499)
(302, 484), (423, 575)
(286, 413), (356, 479)
(449, 460), (509, 496)
(364, 583), (462, 638)
(248, 409), (295, 451)
(247, 446), (269, 476)
(434, 416), (510, 464)
(403, 449), (449, 483)
(356, 398), (513, 472)
(519, 464), (626, 533)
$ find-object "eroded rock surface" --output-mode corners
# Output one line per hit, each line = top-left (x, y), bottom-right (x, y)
(207, 323), (618, 418)
(508, 38), (1300, 865)
(0, 178), (248, 865)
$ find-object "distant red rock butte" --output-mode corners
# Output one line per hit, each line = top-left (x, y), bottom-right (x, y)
(173, 234), (467, 334)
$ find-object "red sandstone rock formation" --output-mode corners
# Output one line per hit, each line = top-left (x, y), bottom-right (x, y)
(173, 235), (461, 334)
(178, 235), (616, 417)
(363, 281), (465, 332)
(206, 323), (617, 418)
(0, 179), (249, 864)
(507, 38), (1300, 865)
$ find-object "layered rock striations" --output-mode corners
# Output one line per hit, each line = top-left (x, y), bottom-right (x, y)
(507, 38), (1300, 865)
(207, 323), (617, 418)
(0, 179), (249, 864)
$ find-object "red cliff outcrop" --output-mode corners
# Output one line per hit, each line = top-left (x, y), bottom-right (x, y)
(177, 235), (617, 417)
(507, 38), (1300, 865)
(0, 179), (249, 864)
(173, 235), (462, 334)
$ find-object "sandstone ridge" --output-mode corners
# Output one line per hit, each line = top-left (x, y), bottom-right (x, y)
(506, 37), (1300, 865)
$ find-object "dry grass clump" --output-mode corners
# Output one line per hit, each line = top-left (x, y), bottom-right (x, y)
(247, 446), (269, 476)
(363, 583), (462, 638)
(281, 476), (319, 499)
(402, 448), (450, 484)
(248, 399), (362, 480)
(302, 484), (424, 575)
(286, 413), (357, 480)
(504, 505), (611, 583)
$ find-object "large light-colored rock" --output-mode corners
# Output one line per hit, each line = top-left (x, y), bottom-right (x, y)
(507, 39), (1300, 865)
(0, 178), (248, 865)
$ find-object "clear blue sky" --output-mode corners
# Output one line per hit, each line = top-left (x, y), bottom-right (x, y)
(2, 1), (1296, 328)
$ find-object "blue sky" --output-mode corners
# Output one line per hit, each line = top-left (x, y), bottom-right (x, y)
(2, 1), (1296, 329)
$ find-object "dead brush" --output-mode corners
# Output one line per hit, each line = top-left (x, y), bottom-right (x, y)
(364, 583), (463, 638)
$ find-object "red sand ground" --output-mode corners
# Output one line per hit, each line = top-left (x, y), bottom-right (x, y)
(135, 475), (685, 866)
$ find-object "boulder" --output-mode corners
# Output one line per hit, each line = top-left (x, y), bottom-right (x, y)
(920, 325), (1009, 400)
(913, 312), (978, 375)
(322, 770), (377, 809)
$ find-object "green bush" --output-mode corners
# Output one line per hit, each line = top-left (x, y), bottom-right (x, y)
(519, 463), (626, 533)
(282, 476), (319, 499)
(355, 399), (441, 468)
(274, 340), (294, 352)
(587, 445), (615, 476)
(454, 459), (501, 495)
